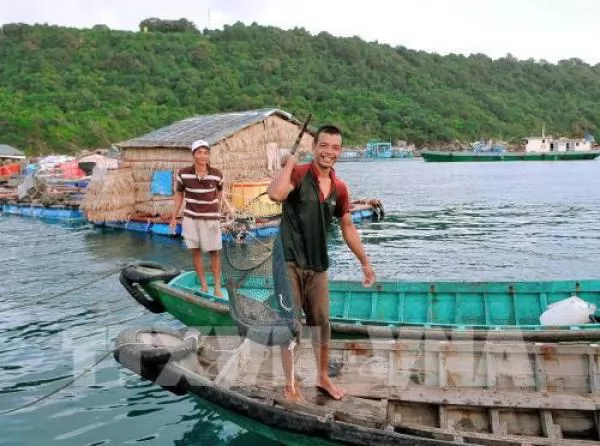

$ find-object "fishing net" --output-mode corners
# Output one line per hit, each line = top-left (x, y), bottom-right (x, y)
(223, 233), (300, 347)
(221, 114), (312, 348)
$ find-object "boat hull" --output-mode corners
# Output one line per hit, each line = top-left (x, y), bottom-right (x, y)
(391, 151), (414, 159)
(190, 396), (339, 445)
(114, 326), (600, 445)
(128, 268), (600, 341)
(421, 150), (600, 162)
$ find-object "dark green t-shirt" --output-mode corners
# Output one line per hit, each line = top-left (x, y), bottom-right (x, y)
(280, 162), (350, 272)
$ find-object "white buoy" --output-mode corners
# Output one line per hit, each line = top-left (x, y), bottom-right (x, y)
(540, 296), (597, 326)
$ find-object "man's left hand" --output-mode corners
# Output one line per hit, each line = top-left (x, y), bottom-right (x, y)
(362, 264), (375, 287)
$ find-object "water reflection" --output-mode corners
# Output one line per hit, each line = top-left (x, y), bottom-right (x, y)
(175, 398), (336, 446)
(173, 399), (275, 446)
(82, 228), (191, 271)
(79, 198), (600, 283)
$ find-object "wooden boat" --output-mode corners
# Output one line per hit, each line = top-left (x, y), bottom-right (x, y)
(365, 141), (393, 159)
(391, 148), (414, 159)
(119, 262), (600, 341)
(114, 326), (600, 445)
(337, 150), (363, 162)
(420, 150), (600, 162)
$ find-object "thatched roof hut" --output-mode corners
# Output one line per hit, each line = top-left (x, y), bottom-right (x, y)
(84, 108), (314, 222)
(0, 144), (26, 161)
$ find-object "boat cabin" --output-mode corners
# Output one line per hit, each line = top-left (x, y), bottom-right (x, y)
(365, 140), (392, 158)
(523, 135), (593, 152)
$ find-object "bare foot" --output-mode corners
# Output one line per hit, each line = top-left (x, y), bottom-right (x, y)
(283, 385), (304, 402)
(213, 287), (223, 297)
(316, 376), (345, 400)
(200, 286), (209, 294)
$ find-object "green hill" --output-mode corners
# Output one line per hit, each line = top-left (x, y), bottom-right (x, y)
(1, 21), (599, 154)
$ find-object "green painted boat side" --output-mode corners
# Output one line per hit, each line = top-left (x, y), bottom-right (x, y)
(140, 270), (600, 340)
(421, 150), (600, 162)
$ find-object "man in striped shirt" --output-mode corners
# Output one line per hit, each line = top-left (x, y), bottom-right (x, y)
(170, 139), (224, 297)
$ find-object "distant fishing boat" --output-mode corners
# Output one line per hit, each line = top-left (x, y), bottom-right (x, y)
(365, 140), (393, 159)
(337, 149), (362, 162)
(422, 132), (600, 162)
(421, 150), (600, 162)
(300, 149), (364, 162)
(391, 146), (414, 159)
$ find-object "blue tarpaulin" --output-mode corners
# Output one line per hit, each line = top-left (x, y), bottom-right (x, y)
(150, 170), (173, 196)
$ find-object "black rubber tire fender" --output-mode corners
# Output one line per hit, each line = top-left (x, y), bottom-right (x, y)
(119, 272), (165, 314)
(113, 327), (198, 395)
(119, 261), (181, 314)
(121, 261), (181, 285)
(372, 200), (385, 221)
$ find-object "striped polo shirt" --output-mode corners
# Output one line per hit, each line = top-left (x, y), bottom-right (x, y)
(175, 165), (224, 220)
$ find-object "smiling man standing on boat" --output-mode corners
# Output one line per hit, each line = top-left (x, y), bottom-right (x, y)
(170, 139), (224, 297)
(268, 124), (375, 402)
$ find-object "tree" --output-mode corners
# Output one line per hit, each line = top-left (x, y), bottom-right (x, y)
(1, 22), (599, 153)
(139, 18), (198, 33)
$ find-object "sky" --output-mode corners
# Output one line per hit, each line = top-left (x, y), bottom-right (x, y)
(1, 0), (600, 64)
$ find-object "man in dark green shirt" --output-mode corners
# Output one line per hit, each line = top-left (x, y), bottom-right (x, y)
(268, 124), (375, 402)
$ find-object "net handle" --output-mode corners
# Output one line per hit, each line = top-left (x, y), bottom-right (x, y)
(226, 113), (313, 225)
(290, 113), (312, 156)
(226, 115), (310, 221)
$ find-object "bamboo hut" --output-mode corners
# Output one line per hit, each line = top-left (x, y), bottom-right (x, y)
(85, 109), (314, 223)
(0, 144), (26, 160)
(80, 167), (135, 222)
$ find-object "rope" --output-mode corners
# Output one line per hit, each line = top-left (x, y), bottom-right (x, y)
(0, 341), (150, 416)
(71, 311), (146, 341)
(0, 264), (127, 313)
(0, 271), (155, 416)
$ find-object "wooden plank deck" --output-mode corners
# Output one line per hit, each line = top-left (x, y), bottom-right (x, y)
(188, 335), (600, 445)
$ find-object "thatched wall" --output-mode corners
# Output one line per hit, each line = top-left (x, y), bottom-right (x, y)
(81, 168), (136, 222)
(121, 148), (191, 217)
(210, 115), (314, 182)
(119, 115), (314, 218)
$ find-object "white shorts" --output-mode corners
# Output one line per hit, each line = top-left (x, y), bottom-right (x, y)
(181, 217), (222, 252)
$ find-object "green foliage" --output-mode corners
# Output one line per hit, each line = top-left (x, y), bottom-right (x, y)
(1, 21), (599, 154)
(138, 18), (198, 34)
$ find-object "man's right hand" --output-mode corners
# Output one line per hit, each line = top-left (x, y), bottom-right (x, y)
(280, 153), (297, 169)
(169, 218), (177, 234)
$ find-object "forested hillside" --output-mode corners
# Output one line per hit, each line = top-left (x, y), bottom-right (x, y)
(1, 21), (599, 154)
